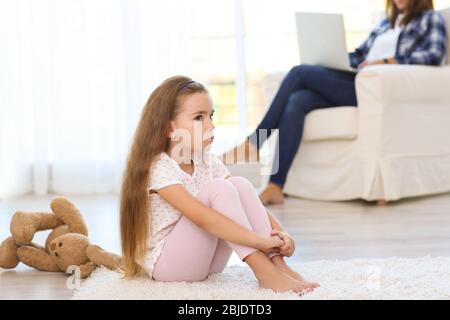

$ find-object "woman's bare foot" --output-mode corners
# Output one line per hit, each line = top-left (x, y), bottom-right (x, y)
(219, 138), (259, 165)
(259, 183), (285, 205)
(271, 255), (320, 288)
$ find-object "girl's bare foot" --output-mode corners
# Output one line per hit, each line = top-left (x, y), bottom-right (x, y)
(257, 266), (316, 295)
(271, 255), (320, 288)
(259, 183), (285, 205)
(245, 251), (315, 296)
(219, 138), (259, 165)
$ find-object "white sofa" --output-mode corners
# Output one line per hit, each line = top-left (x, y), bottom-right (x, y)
(260, 8), (450, 202)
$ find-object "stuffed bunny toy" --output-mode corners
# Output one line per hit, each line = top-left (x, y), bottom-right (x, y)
(0, 197), (122, 278)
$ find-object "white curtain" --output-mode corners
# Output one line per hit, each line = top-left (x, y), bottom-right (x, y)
(0, 0), (193, 199)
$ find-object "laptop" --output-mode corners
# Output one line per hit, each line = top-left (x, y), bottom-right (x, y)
(295, 12), (358, 73)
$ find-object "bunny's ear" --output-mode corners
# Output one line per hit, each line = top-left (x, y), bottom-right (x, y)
(86, 244), (123, 271)
(50, 197), (88, 236)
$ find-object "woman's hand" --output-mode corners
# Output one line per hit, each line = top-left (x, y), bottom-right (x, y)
(256, 235), (284, 253)
(358, 60), (372, 69)
(358, 59), (383, 69)
(271, 230), (296, 257)
(358, 57), (397, 69)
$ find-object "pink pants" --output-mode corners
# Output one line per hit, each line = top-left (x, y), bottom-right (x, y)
(152, 176), (279, 282)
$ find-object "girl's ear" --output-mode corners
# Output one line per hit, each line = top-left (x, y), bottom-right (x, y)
(167, 122), (175, 139)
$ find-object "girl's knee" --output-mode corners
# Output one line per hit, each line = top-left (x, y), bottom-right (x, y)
(208, 178), (236, 192)
(226, 176), (254, 192)
(197, 178), (238, 204)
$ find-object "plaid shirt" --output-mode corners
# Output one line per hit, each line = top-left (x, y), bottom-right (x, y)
(349, 10), (447, 68)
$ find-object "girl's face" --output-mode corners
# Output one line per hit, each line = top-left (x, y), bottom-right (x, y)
(393, 0), (409, 11)
(169, 92), (215, 159)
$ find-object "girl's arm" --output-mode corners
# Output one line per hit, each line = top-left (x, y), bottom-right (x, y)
(266, 208), (285, 232)
(156, 184), (281, 251)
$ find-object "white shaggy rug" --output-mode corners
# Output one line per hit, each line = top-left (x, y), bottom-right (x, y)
(72, 256), (450, 300)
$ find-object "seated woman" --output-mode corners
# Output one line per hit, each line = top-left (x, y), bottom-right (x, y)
(222, 0), (447, 205)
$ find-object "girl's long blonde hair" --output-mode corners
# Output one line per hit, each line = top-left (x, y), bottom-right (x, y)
(120, 75), (207, 278)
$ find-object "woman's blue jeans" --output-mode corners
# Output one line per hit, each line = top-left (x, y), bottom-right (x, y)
(250, 64), (357, 188)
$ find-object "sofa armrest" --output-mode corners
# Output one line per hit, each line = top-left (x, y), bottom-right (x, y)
(356, 65), (450, 104)
(355, 64), (450, 159)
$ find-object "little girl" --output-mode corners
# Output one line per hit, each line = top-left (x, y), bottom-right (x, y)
(120, 76), (319, 295)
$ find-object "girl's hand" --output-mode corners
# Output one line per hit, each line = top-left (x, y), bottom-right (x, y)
(256, 235), (284, 253)
(271, 230), (295, 257)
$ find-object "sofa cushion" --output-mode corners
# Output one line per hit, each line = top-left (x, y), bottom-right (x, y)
(303, 107), (358, 142)
(440, 8), (450, 65)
